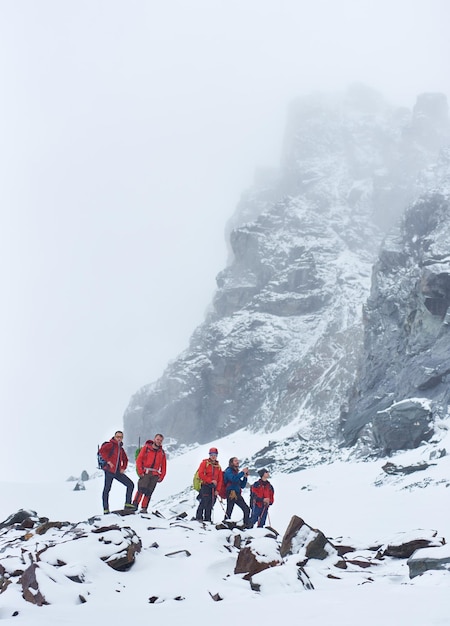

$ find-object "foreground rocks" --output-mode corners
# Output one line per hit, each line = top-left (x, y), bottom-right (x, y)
(231, 515), (448, 592)
(0, 509), (141, 607)
(0, 508), (447, 612)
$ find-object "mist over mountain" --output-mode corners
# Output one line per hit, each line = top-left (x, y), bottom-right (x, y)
(124, 85), (450, 460)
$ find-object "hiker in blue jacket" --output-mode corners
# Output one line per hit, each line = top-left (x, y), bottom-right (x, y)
(223, 457), (251, 528)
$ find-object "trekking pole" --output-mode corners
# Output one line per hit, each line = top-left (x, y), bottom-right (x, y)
(212, 486), (217, 523)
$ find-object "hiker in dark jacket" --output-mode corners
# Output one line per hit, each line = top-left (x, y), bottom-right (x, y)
(250, 468), (274, 528)
(195, 447), (224, 522)
(132, 434), (166, 513)
(223, 457), (251, 528)
(99, 431), (134, 514)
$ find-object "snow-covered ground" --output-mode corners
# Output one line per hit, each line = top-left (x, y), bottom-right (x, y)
(1, 429), (449, 625)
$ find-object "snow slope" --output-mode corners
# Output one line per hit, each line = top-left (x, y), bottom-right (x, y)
(1, 429), (449, 625)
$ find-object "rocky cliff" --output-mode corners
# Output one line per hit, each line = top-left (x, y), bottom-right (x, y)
(342, 149), (450, 453)
(124, 86), (449, 456)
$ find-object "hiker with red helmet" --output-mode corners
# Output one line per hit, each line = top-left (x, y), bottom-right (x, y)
(223, 457), (251, 528)
(250, 468), (274, 528)
(195, 447), (224, 522)
(132, 434), (167, 513)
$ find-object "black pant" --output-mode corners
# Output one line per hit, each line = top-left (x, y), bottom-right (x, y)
(196, 483), (216, 521)
(225, 492), (250, 525)
(102, 470), (134, 511)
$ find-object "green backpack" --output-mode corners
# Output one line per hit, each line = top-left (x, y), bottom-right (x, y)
(135, 441), (142, 476)
(193, 470), (202, 491)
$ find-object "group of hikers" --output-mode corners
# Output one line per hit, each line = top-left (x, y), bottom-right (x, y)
(195, 446), (274, 528)
(98, 431), (166, 515)
(98, 431), (274, 528)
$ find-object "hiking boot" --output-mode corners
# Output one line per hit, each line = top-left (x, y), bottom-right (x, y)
(140, 508), (148, 514)
(103, 509), (110, 514)
(124, 503), (137, 511)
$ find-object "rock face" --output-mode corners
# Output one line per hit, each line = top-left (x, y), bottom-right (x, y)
(124, 87), (449, 452)
(342, 159), (450, 451)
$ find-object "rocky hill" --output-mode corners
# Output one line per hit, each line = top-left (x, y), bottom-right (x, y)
(124, 85), (449, 457)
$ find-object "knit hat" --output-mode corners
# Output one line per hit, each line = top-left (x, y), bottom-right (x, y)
(209, 447), (218, 455)
(258, 468), (269, 478)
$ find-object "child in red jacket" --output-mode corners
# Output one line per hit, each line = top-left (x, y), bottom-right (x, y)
(250, 468), (274, 528)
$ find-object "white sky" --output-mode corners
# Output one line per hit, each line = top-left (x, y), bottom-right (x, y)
(1, 0), (449, 482)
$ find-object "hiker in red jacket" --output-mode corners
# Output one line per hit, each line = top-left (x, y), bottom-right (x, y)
(99, 431), (135, 514)
(132, 434), (167, 513)
(195, 447), (224, 522)
(250, 468), (274, 528)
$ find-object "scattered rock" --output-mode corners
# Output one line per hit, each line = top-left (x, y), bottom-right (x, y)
(209, 591), (223, 601)
(35, 521), (67, 535)
(332, 543), (356, 556)
(408, 544), (450, 578)
(0, 564), (11, 594)
(298, 567), (314, 589)
(383, 530), (445, 558)
(0, 510), (39, 529)
(20, 564), (48, 606)
(280, 515), (338, 560)
(165, 550), (191, 558)
(99, 527), (142, 571)
(345, 558), (377, 569)
(382, 461), (434, 475)
(234, 545), (281, 579)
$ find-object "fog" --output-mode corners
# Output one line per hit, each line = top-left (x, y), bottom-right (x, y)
(1, 0), (449, 483)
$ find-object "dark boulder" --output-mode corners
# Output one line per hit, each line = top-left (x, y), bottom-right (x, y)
(279, 515), (338, 561)
(408, 545), (450, 578)
(234, 543), (281, 579)
(20, 564), (48, 606)
(0, 510), (39, 529)
(383, 530), (444, 558)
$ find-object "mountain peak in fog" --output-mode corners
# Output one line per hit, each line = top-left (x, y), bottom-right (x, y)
(124, 87), (449, 462)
